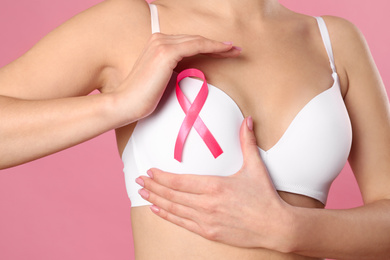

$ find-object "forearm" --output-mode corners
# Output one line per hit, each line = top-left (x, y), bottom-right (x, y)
(289, 199), (390, 259)
(0, 93), (132, 169)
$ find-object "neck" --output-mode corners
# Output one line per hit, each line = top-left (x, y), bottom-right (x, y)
(171, 0), (280, 21)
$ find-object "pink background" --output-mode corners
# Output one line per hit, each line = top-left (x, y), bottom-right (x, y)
(0, 0), (389, 259)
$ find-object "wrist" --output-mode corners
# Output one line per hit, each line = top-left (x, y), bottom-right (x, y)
(270, 203), (301, 254)
(283, 205), (302, 254)
(282, 204), (319, 255)
(103, 89), (142, 128)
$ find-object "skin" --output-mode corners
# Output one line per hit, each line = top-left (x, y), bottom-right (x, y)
(129, 0), (332, 259)
(0, 0), (389, 259)
(136, 1), (390, 260)
(0, 0), (239, 168)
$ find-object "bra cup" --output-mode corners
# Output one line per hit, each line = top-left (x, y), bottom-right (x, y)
(123, 73), (244, 206)
(124, 6), (352, 206)
(123, 73), (352, 206)
(261, 78), (352, 203)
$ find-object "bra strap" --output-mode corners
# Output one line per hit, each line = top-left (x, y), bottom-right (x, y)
(315, 16), (336, 72)
(148, 3), (161, 34)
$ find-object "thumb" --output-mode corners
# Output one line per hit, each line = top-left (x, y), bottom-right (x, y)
(240, 116), (263, 168)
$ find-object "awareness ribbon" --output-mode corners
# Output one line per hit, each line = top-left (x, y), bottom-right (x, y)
(174, 68), (223, 162)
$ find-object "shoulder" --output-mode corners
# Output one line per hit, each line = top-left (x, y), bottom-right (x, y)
(91, 0), (155, 90)
(100, 0), (151, 21)
(49, 0), (153, 57)
(320, 16), (372, 73)
(321, 15), (367, 51)
(320, 15), (360, 34)
(318, 15), (376, 97)
(91, 0), (152, 36)
(98, 0), (153, 44)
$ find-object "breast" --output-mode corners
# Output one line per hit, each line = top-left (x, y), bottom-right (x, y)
(260, 72), (352, 204)
(123, 71), (244, 207)
(122, 70), (352, 207)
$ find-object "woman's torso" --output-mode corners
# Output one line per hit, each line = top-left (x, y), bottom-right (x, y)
(110, 0), (351, 259)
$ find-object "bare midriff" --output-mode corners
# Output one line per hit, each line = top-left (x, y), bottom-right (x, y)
(130, 192), (324, 260)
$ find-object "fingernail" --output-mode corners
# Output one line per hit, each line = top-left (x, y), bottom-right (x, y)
(247, 116), (253, 131)
(147, 170), (154, 179)
(150, 205), (160, 213)
(135, 177), (144, 187)
(223, 41), (233, 45)
(138, 189), (149, 199)
(233, 46), (242, 51)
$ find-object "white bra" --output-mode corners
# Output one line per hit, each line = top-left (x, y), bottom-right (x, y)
(121, 3), (352, 207)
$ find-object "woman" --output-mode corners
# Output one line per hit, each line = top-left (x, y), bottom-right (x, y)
(1, 0), (389, 260)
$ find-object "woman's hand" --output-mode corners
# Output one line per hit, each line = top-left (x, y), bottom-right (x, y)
(137, 117), (296, 252)
(0, 30), (239, 169)
(112, 33), (241, 125)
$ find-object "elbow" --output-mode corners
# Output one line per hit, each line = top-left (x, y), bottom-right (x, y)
(0, 148), (18, 170)
(0, 156), (12, 170)
(0, 148), (7, 170)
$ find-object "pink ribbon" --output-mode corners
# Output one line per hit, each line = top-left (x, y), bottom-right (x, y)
(174, 68), (223, 162)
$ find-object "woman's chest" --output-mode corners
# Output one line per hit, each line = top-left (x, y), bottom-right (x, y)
(173, 48), (336, 151)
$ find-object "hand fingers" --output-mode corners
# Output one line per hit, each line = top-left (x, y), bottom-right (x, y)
(235, 117), (271, 180)
(138, 185), (199, 220)
(167, 34), (242, 57)
(149, 33), (241, 62)
(147, 168), (221, 194)
(240, 117), (262, 164)
(139, 175), (200, 208)
(203, 47), (242, 58)
(175, 35), (239, 57)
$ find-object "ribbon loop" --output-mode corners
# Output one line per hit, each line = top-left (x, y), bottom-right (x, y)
(174, 68), (223, 162)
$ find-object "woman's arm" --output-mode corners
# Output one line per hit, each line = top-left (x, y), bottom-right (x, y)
(0, 0), (240, 169)
(137, 17), (390, 259)
(0, 0), (145, 169)
(289, 16), (390, 260)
